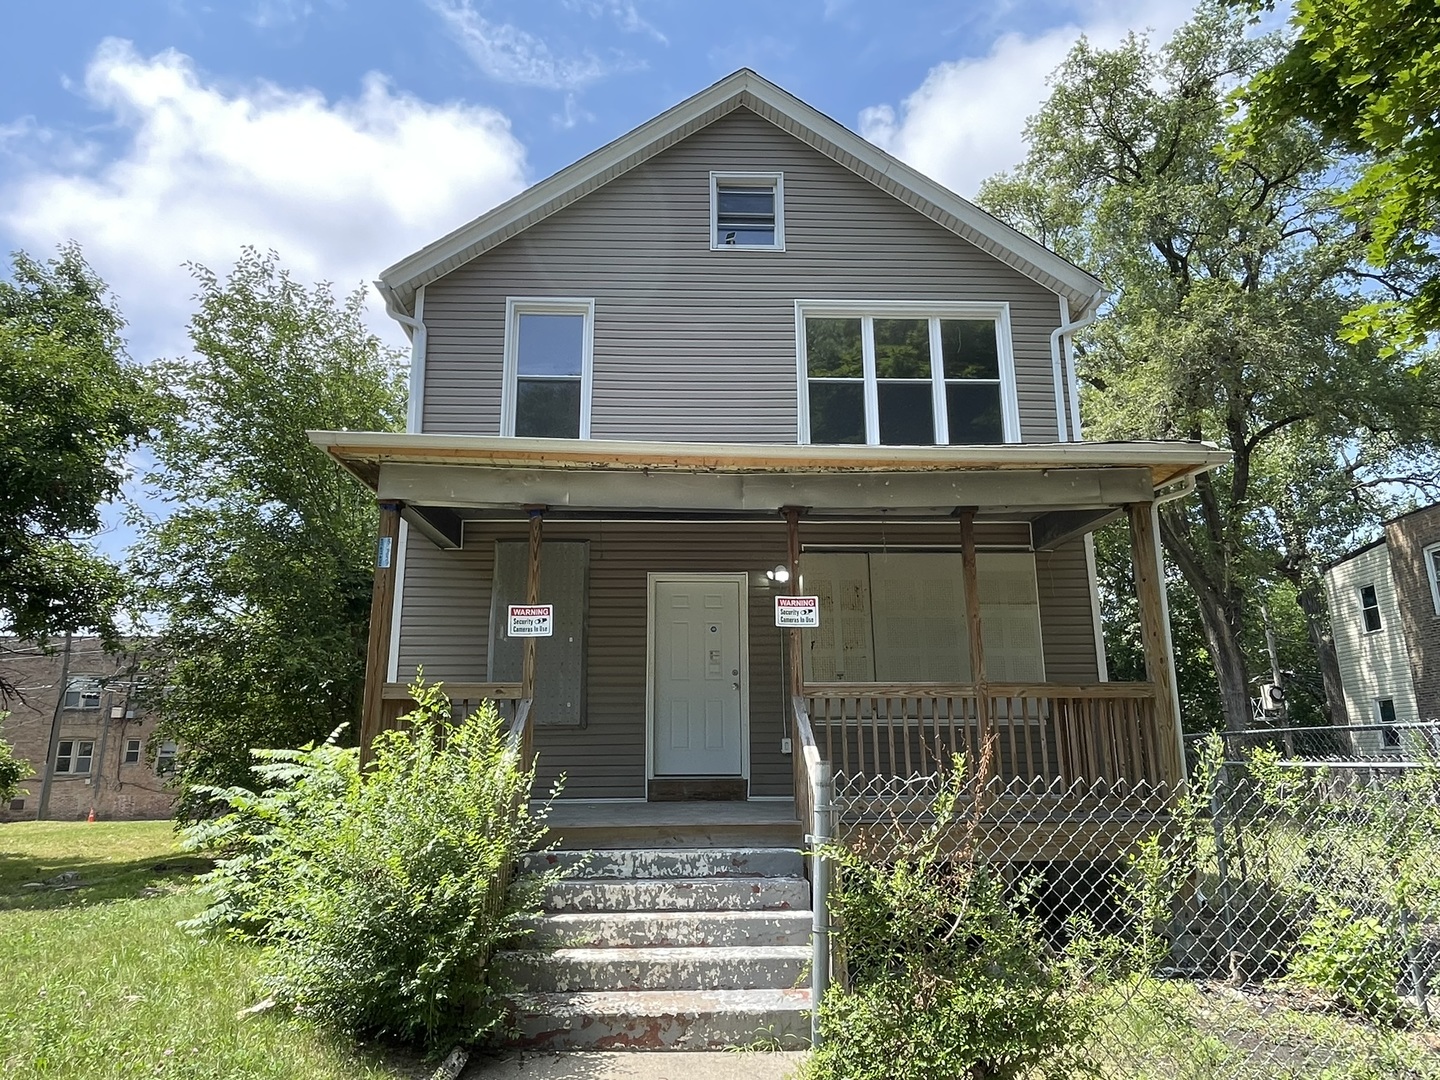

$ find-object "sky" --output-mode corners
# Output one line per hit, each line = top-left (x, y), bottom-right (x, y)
(1, 0), (1209, 553)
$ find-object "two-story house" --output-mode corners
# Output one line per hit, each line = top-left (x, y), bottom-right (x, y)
(310, 70), (1228, 1049)
(1325, 503), (1440, 753)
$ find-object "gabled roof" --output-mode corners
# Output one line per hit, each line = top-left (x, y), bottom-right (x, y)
(375, 69), (1105, 320)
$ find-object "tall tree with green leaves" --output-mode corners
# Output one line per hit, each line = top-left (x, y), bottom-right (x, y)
(1239, 0), (1440, 348)
(135, 249), (405, 816)
(979, 4), (1439, 731)
(0, 245), (152, 687)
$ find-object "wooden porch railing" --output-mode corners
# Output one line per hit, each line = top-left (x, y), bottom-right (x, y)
(377, 681), (524, 735)
(802, 681), (1172, 790)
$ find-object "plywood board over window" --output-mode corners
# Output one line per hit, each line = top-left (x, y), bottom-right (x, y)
(489, 540), (589, 726)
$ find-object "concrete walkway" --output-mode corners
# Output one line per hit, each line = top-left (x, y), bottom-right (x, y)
(462, 1050), (808, 1079)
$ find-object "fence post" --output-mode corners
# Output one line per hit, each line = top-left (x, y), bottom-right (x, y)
(1210, 764), (1241, 982)
(811, 761), (832, 1049)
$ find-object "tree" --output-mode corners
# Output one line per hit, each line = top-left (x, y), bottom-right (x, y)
(0, 245), (151, 669)
(979, 4), (1440, 731)
(0, 734), (28, 804)
(134, 249), (405, 816)
(1239, 0), (1440, 347)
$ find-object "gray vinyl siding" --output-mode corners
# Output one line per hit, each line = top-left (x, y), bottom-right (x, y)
(421, 106), (1067, 443)
(394, 520), (1099, 799)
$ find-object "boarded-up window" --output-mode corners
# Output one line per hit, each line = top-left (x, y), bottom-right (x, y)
(801, 551), (1043, 683)
(489, 541), (589, 727)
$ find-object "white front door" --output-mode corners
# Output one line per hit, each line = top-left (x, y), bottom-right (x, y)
(651, 576), (745, 776)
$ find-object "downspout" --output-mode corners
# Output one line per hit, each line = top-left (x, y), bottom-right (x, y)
(379, 284), (427, 434)
(1049, 291), (1104, 443)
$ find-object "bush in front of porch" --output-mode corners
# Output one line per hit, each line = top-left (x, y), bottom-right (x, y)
(179, 681), (552, 1051)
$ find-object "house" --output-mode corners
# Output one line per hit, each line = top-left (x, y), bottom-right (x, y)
(1324, 503), (1440, 753)
(0, 637), (176, 822)
(310, 69), (1228, 1049)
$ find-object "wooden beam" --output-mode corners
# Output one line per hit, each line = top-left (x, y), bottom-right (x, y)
(1128, 501), (1185, 791)
(360, 500), (402, 767)
(958, 509), (992, 761)
(402, 504), (464, 549)
(521, 508), (544, 701)
(784, 507), (804, 699)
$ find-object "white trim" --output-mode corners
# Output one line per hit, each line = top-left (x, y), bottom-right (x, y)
(794, 300), (1020, 446)
(1424, 542), (1440, 616)
(501, 298), (595, 439)
(406, 286), (426, 433)
(644, 572), (752, 789)
(123, 738), (142, 764)
(709, 171), (785, 251)
(387, 518), (409, 682)
(375, 70), (1104, 319)
(1084, 533), (1110, 681)
(54, 738), (95, 775)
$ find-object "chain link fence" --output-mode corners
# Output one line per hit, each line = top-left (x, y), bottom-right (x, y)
(826, 726), (1440, 1078)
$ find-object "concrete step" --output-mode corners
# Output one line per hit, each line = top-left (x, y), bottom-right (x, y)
(498, 945), (811, 993)
(543, 876), (809, 914)
(521, 847), (804, 880)
(510, 988), (812, 1051)
(545, 824), (805, 851)
(528, 909), (813, 948)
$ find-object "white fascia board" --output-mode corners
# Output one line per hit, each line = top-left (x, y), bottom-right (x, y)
(374, 69), (1104, 318)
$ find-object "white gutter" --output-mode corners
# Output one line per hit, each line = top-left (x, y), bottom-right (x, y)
(1051, 293), (1101, 443)
(380, 284), (426, 433)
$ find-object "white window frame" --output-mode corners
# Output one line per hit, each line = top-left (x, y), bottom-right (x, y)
(710, 171), (785, 251)
(500, 297), (595, 439)
(1425, 542), (1440, 616)
(794, 300), (1020, 445)
(63, 676), (102, 710)
(123, 739), (142, 765)
(1358, 582), (1383, 634)
(55, 739), (94, 775)
(155, 740), (179, 776)
(1375, 696), (1401, 748)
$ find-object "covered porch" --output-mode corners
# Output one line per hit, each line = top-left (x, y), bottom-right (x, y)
(312, 433), (1227, 816)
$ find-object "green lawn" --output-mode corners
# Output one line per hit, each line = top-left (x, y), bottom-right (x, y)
(0, 821), (425, 1080)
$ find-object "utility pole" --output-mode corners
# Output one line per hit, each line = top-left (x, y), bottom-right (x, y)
(36, 634), (73, 820)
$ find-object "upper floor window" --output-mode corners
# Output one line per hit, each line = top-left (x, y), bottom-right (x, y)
(124, 739), (142, 764)
(63, 676), (102, 710)
(55, 739), (94, 775)
(1359, 583), (1383, 632)
(711, 172), (784, 250)
(501, 298), (594, 439)
(1425, 542), (1440, 616)
(796, 302), (1017, 445)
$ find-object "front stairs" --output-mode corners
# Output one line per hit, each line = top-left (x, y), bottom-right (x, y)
(501, 845), (814, 1050)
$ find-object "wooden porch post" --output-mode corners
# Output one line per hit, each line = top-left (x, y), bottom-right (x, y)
(521, 507), (544, 701)
(1127, 501), (1186, 791)
(360, 500), (402, 765)
(784, 507), (803, 698)
(958, 509), (992, 761)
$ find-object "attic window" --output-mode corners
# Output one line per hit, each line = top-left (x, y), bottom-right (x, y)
(711, 172), (784, 250)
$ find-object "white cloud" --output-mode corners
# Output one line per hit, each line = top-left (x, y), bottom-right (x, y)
(248, 0), (316, 29)
(0, 38), (529, 358)
(858, 1), (1196, 198)
(428, 0), (624, 90)
(563, 0), (668, 45)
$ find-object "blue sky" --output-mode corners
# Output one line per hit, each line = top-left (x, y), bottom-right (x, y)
(2, 0), (1204, 554)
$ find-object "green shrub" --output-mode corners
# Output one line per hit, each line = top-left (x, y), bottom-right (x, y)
(0, 729), (28, 803)
(181, 680), (553, 1049)
(803, 761), (1093, 1080)
(1289, 899), (1405, 1023)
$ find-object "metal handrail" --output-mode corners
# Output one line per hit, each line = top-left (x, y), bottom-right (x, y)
(792, 694), (831, 1047)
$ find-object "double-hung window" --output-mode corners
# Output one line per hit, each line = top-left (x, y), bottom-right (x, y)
(1359, 583), (1383, 633)
(55, 740), (94, 775)
(63, 676), (102, 710)
(124, 739), (142, 765)
(711, 172), (783, 249)
(797, 302), (1017, 445)
(502, 299), (594, 439)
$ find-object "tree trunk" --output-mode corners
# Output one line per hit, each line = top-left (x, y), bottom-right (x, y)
(1290, 575), (1348, 727)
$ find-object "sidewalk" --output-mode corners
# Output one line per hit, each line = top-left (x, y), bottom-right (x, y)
(462, 1050), (807, 1079)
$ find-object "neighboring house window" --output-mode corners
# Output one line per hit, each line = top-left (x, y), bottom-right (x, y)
(502, 299), (594, 439)
(155, 741), (179, 775)
(1359, 583), (1383, 632)
(123, 739), (142, 764)
(54, 740), (94, 775)
(1377, 697), (1400, 748)
(710, 172), (783, 249)
(63, 676), (102, 709)
(1425, 542), (1440, 616)
(797, 302), (1018, 445)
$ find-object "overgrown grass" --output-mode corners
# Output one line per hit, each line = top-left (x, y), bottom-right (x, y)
(0, 822), (424, 1079)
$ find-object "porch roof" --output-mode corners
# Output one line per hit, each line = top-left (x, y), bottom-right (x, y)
(311, 432), (1228, 549)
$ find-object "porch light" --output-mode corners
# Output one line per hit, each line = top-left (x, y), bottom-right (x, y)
(766, 565), (791, 584)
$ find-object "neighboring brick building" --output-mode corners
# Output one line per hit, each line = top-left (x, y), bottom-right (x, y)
(1324, 504), (1440, 749)
(0, 637), (176, 821)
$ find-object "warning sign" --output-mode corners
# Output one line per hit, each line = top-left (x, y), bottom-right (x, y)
(507, 604), (554, 637)
(774, 595), (820, 628)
